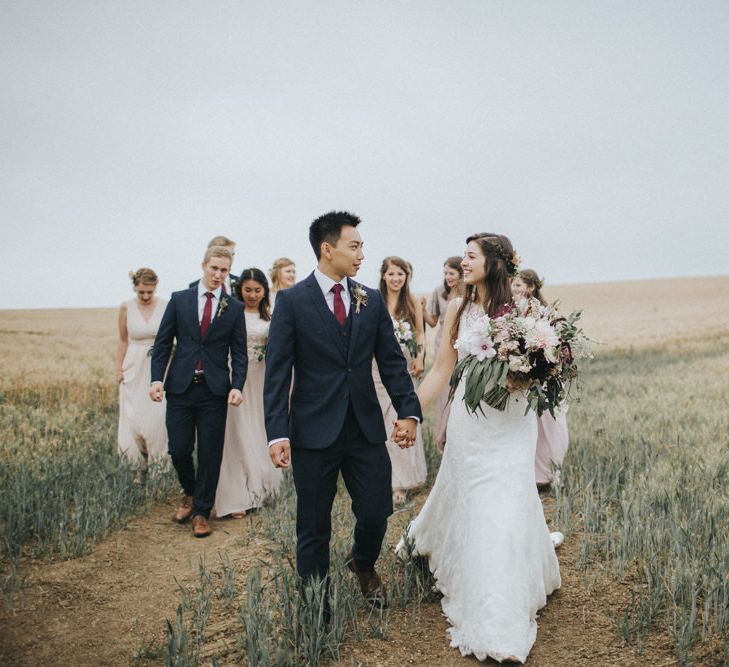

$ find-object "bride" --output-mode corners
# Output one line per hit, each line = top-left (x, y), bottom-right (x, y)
(400, 233), (561, 663)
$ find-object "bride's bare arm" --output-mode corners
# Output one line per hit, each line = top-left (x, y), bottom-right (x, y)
(417, 299), (460, 409)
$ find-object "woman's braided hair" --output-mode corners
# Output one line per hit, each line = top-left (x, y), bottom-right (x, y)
(129, 268), (158, 286)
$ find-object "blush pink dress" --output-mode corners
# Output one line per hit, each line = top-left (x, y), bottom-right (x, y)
(373, 324), (427, 491)
(117, 298), (169, 465)
(428, 287), (455, 450)
(215, 311), (282, 515)
(535, 407), (569, 485)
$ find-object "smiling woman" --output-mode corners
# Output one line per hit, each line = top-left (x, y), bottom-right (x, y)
(269, 257), (297, 310)
(374, 255), (427, 506)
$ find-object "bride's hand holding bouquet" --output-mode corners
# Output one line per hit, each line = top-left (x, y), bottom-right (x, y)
(449, 296), (592, 417)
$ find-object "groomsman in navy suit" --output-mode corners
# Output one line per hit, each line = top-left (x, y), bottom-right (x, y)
(264, 211), (421, 605)
(151, 245), (247, 538)
(189, 235), (242, 299)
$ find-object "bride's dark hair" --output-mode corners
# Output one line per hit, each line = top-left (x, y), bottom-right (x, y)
(450, 233), (516, 344)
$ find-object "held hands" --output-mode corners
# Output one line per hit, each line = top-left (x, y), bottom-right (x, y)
(269, 440), (291, 469)
(391, 418), (417, 449)
(228, 389), (243, 406)
(410, 357), (424, 378)
(149, 382), (164, 402)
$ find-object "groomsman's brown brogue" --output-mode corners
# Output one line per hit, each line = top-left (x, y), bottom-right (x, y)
(346, 553), (388, 607)
(191, 515), (211, 538)
(173, 495), (194, 523)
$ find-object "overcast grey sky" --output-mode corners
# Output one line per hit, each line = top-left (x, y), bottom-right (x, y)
(1, 1), (727, 309)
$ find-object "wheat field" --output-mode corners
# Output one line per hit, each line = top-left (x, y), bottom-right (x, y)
(1, 275), (728, 666)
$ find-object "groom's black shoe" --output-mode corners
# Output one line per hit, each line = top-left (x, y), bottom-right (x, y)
(345, 553), (388, 608)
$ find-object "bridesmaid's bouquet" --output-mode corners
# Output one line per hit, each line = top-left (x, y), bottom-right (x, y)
(449, 298), (592, 417)
(391, 317), (422, 358)
(252, 337), (267, 362)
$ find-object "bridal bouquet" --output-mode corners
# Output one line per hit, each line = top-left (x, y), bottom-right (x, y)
(392, 317), (421, 358)
(449, 298), (592, 417)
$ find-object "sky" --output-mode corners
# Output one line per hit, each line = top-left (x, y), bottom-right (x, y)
(1, 1), (728, 309)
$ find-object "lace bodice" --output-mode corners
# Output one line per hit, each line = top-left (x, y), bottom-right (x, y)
(454, 301), (485, 361)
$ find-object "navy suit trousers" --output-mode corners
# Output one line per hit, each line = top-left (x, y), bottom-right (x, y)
(291, 404), (393, 583)
(166, 378), (228, 518)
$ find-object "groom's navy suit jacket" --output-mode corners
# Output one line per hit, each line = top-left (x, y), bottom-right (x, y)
(264, 272), (422, 449)
(151, 287), (247, 397)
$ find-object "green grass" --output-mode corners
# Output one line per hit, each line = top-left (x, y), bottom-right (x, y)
(0, 380), (178, 608)
(556, 341), (729, 663)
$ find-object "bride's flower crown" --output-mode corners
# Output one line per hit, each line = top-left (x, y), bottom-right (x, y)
(483, 241), (520, 277)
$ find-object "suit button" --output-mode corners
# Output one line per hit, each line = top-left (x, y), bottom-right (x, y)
(348, 367), (352, 372)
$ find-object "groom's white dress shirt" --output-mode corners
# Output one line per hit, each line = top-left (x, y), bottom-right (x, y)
(314, 267), (351, 315)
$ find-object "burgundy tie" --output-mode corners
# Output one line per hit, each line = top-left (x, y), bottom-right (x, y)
(197, 292), (214, 370)
(331, 284), (346, 325)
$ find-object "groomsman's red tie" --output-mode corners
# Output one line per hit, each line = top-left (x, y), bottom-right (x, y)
(197, 292), (214, 370)
(331, 284), (346, 325)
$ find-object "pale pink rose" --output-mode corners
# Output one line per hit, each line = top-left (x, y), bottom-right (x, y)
(525, 320), (560, 362)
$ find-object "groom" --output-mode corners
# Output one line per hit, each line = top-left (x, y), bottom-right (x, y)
(150, 245), (247, 538)
(264, 211), (421, 605)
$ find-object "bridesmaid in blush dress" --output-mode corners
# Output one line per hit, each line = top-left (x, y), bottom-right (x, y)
(116, 268), (169, 476)
(512, 269), (569, 490)
(373, 256), (427, 507)
(268, 257), (296, 310)
(215, 268), (282, 518)
(421, 256), (463, 454)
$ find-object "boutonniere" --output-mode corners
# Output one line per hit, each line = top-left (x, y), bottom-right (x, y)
(216, 295), (229, 318)
(352, 284), (368, 314)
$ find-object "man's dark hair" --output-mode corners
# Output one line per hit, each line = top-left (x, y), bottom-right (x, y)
(309, 211), (362, 260)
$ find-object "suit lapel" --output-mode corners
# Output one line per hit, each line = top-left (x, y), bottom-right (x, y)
(306, 273), (347, 361)
(188, 289), (202, 341)
(347, 278), (363, 361)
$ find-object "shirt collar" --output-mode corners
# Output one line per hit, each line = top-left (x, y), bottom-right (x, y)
(197, 281), (222, 300)
(314, 267), (348, 296)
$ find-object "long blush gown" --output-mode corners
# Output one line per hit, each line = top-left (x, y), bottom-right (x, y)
(401, 303), (560, 663)
(215, 311), (282, 515)
(535, 407), (569, 484)
(117, 298), (169, 464)
(428, 286), (455, 449)
(373, 330), (427, 492)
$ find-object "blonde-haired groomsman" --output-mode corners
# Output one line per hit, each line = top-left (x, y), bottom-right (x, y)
(190, 236), (241, 299)
(152, 245), (248, 537)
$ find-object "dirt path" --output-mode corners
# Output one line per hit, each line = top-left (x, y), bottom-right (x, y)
(0, 492), (678, 666)
(0, 502), (271, 666)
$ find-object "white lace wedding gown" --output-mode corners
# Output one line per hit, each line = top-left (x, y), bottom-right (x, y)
(402, 304), (561, 663)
